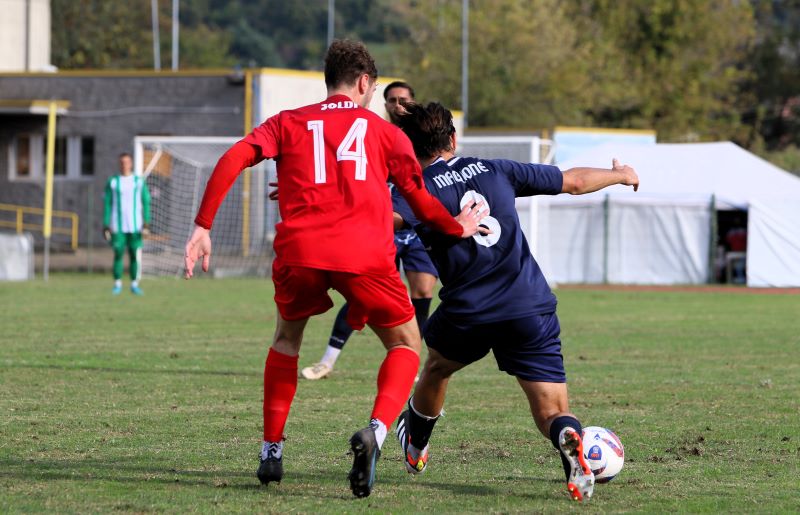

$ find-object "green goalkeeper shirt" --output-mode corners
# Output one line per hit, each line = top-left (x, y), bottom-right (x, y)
(104, 175), (151, 234)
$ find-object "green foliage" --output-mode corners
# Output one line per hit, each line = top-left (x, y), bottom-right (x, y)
(51, 1), (154, 68)
(1, 276), (799, 512)
(747, 1), (800, 151)
(567, 0), (756, 141)
(48, 0), (800, 153)
(393, 0), (592, 129)
(758, 145), (800, 176)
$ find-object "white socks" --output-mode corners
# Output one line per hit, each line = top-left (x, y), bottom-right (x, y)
(114, 279), (122, 288)
(370, 418), (387, 449)
(321, 345), (342, 368)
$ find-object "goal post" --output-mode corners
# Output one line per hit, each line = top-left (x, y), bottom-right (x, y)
(133, 136), (278, 277)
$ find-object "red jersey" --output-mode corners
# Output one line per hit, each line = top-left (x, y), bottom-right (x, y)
(195, 94), (462, 275)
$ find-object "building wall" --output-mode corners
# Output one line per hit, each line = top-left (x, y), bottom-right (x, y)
(254, 68), (464, 139)
(0, 0), (51, 72)
(0, 72), (245, 246)
(256, 68), (403, 124)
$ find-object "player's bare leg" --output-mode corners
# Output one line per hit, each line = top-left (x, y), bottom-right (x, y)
(347, 319), (421, 497)
(257, 315), (308, 486)
(412, 348), (464, 416)
(517, 380), (594, 502)
(271, 315), (307, 356)
(397, 348), (466, 474)
(406, 271), (436, 299)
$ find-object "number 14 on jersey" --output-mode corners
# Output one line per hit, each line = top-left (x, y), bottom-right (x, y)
(307, 118), (369, 183)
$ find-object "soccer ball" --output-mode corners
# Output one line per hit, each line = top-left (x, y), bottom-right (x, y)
(582, 426), (624, 483)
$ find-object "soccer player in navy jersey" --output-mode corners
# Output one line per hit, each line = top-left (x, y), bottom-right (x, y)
(183, 41), (486, 498)
(392, 102), (639, 503)
(302, 81), (439, 381)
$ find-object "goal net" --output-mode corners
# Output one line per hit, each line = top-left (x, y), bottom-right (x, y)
(457, 135), (553, 165)
(133, 136), (278, 278)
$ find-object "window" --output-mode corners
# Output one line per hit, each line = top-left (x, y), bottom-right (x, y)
(15, 135), (31, 178)
(51, 137), (67, 175)
(9, 134), (95, 180)
(81, 137), (94, 176)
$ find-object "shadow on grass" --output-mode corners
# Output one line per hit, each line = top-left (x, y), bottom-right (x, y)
(0, 457), (558, 500)
(402, 475), (561, 501)
(4, 363), (259, 378)
(0, 457), (321, 493)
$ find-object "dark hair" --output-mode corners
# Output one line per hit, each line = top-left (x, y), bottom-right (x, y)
(119, 152), (132, 159)
(396, 102), (455, 159)
(383, 81), (415, 101)
(324, 39), (378, 89)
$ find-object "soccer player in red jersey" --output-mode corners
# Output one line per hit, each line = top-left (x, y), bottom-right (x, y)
(183, 40), (486, 498)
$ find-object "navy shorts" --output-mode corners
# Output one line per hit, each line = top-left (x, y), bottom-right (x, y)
(424, 310), (566, 383)
(394, 230), (438, 277)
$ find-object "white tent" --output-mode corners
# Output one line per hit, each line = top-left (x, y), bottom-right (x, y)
(537, 142), (800, 287)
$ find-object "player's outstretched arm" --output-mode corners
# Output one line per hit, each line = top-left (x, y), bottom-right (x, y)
(561, 158), (639, 195)
(184, 224), (212, 279)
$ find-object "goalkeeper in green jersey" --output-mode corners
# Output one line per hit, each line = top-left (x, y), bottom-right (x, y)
(103, 152), (151, 295)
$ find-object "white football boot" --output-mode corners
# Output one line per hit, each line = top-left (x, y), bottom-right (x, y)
(300, 362), (332, 380)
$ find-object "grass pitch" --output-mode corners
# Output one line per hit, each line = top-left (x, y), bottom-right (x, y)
(1, 275), (798, 513)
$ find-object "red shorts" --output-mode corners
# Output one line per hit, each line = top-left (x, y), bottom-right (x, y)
(272, 262), (415, 330)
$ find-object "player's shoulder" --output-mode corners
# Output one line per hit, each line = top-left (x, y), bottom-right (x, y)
(444, 155), (498, 177)
(282, 99), (393, 126)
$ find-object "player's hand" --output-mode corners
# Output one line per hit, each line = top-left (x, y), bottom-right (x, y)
(456, 200), (491, 238)
(142, 223), (151, 237)
(612, 158), (639, 192)
(184, 224), (212, 279)
(268, 182), (278, 201)
(103, 227), (111, 242)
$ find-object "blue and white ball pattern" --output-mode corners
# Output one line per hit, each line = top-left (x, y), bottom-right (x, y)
(582, 426), (625, 483)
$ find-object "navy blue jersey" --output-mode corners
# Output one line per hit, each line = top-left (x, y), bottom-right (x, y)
(393, 156), (563, 323)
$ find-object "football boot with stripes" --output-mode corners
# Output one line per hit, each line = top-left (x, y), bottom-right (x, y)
(396, 410), (429, 474)
(257, 441), (284, 485)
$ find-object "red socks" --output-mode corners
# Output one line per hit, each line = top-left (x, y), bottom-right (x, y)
(263, 345), (418, 441)
(263, 348), (299, 442)
(371, 346), (420, 427)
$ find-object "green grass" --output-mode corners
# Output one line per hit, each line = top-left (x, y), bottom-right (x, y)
(1, 275), (798, 513)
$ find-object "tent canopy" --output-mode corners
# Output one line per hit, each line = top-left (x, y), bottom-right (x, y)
(537, 141), (800, 287)
(552, 141), (800, 209)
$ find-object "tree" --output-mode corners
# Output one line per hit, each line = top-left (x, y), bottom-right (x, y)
(747, 0), (800, 152)
(51, 0), (154, 69)
(567, 0), (757, 141)
(391, 0), (591, 129)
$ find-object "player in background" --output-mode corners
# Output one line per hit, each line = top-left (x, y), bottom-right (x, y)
(392, 102), (639, 503)
(103, 152), (151, 296)
(182, 40), (486, 498)
(302, 81), (439, 381)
